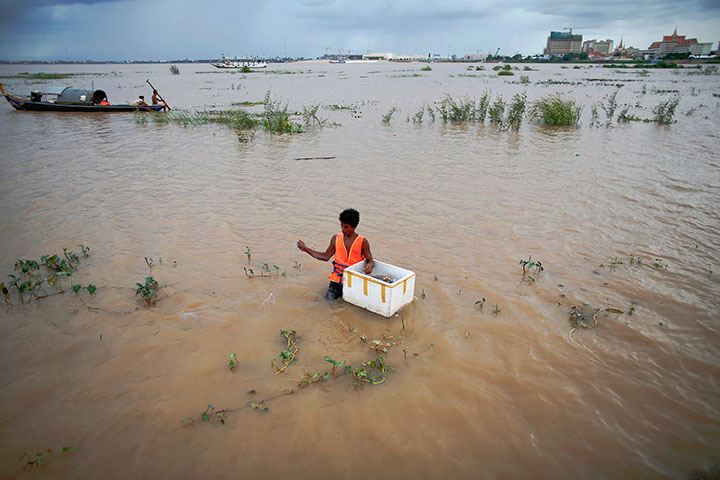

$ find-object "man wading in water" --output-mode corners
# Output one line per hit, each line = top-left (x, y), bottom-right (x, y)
(297, 208), (374, 300)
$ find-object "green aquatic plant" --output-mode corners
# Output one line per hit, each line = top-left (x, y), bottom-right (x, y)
(169, 65), (180, 75)
(228, 353), (238, 371)
(529, 94), (582, 126)
(324, 356), (346, 377)
(382, 106), (397, 124)
(435, 95), (477, 123)
(135, 276), (159, 306)
(420, 65), (432, 71)
(487, 97), (506, 125)
(653, 96), (680, 124)
(503, 92), (527, 131)
(4, 246), (90, 304)
(72, 284), (97, 295)
(519, 75), (530, 85)
(20, 447), (74, 470)
(602, 89), (619, 123)
(301, 103), (327, 127)
(498, 70), (514, 76)
(261, 90), (302, 133)
(272, 330), (298, 375)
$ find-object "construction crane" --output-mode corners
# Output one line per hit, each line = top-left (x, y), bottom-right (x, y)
(494, 47), (500, 57)
(564, 26), (589, 35)
(311, 45), (332, 56)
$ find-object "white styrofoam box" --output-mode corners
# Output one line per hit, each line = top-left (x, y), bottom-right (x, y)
(342, 260), (415, 317)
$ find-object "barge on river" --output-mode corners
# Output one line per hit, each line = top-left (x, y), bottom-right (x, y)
(0, 83), (166, 112)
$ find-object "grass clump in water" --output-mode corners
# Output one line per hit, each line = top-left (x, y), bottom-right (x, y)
(261, 90), (302, 133)
(435, 95), (478, 122)
(529, 94), (583, 126)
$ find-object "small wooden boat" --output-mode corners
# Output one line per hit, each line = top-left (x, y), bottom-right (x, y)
(0, 83), (167, 112)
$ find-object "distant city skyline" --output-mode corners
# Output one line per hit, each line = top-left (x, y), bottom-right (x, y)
(0, 0), (717, 62)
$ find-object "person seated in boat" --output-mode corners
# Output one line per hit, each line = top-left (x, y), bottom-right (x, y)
(94, 93), (111, 106)
(297, 208), (374, 300)
(131, 95), (147, 106)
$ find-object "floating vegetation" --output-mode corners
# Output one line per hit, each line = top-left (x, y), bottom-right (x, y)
(2, 246), (92, 305)
(618, 107), (643, 122)
(232, 100), (265, 107)
(602, 62), (688, 69)
(529, 94), (583, 126)
(169, 65), (180, 75)
(519, 75), (530, 85)
(567, 304), (630, 348)
(536, 79), (581, 86)
(0, 72), (85, 79)
(420, 65), (432, 71)
(497, 70), (514, 76)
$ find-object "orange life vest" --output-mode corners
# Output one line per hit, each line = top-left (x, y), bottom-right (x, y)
(329, 233), (365, 284)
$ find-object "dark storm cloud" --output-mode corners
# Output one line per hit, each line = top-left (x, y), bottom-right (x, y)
(0, 0), (717, 61)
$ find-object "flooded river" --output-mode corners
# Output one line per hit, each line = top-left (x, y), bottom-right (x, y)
(0, 61), (718, 478)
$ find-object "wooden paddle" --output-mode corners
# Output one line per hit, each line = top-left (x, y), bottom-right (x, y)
(146, 79), (170, 110)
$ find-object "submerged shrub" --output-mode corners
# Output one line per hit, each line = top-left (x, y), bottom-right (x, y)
(382, 107), (397, 124)
(529, 95), (583, 126)
(504, 92), (527, 131)
(262, 90), (302, 133)
(301, 103), (326, 127)
(653, 96), (680, 124)
(476, 91), (490, 122)
(435, 95), (477, 122)
(487, 97), (506, 125)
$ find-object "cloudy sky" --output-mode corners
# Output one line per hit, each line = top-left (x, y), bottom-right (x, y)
(0, 0), (718, 61)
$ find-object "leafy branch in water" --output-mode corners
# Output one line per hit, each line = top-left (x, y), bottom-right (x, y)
(519, 255), (543, 283)
(272, 330), (299, 374)
(135, 276), (159, 306)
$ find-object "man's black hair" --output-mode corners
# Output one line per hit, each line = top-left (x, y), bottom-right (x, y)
(339, 208), (360, 227)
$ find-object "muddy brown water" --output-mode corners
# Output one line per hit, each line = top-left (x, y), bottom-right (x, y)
(0, 62), (718, 478)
